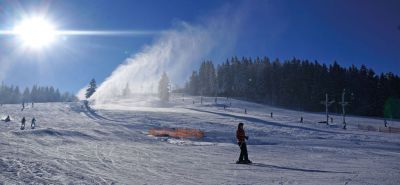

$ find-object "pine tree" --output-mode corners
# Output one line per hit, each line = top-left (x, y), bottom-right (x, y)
(23, 87), (30, 102)
(188, 71), (199, 95)
(31, 85), (38, 103)
(0, 82), (4, 105)
(85, 78), (97, 99)
(55, 88), (61, 101)
(183, 56), (399, 118)
(49, 86), (55, 102)
(12, 86), (21, 103)
(158, 72), (170, 102)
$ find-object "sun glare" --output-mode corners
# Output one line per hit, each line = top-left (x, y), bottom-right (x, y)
(13, 17), (57, 49)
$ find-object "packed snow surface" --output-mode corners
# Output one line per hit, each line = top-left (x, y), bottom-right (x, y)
(0, 95), (399, 184)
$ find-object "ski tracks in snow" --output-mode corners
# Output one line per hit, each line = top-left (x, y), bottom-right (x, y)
(1, 101), (399, 184)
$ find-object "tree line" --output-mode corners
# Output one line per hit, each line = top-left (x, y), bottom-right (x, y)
(184, 57), (400, 119)
(0, 83), (77, 104)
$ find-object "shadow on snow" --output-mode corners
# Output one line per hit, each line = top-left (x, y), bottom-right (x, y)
(187, 108), (344, 135)
(235, 163), (353, 174)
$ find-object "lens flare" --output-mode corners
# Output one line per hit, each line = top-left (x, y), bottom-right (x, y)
(13, 17), (56, 49)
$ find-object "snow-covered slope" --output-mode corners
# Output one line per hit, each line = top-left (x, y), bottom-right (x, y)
(0, 95), (399, 184)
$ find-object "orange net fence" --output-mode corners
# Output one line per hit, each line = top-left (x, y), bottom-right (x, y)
(149, 128), (204, 139)
(357, 124), (400, 134)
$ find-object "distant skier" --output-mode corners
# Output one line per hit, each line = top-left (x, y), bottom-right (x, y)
(21, 117), (26, 130)
(300, 117), (303, 123)
(236, 122), (252, 164)
(31, 102), (34, 108)
(384, 119), (388, 127)
(31, 117), (36, 129)
(4, 115), (11, 122)
(270, 112), (273, 118)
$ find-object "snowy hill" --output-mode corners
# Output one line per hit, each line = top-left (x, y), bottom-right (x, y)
(0, 95), (399, 184)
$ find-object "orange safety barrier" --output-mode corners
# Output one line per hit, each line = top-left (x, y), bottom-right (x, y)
(149, 128), (204, 139)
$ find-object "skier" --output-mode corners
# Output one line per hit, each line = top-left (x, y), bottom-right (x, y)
(31, 117), (36, 129)
(20, 117), (26, 130)
(236, 122), (252, 164)
(4, 115), (11, 122)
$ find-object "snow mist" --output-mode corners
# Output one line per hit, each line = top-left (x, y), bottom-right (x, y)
(79, 4), (246, 104)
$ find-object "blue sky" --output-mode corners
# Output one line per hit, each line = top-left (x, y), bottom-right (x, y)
(0, 0), (399, 93)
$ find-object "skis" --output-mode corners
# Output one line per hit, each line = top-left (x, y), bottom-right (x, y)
(236, 160), (252, 164)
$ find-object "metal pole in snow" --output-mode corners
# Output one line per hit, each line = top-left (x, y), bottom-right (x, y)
(340, 89), (349, 129)
(326, 93), (328, 125)
(342, 89), (345, 125)
(321, 93), (334, 125)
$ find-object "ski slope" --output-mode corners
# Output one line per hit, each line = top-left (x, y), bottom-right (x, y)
(0, 95), (399, 184)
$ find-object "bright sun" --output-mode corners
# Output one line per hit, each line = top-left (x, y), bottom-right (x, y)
(13, 17), (57, 49)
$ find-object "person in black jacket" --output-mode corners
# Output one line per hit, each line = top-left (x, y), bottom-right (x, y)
(236, 122), (251, 164)
(31, 117), (36, 129)
(4, 115), (10, 122)
(21, 117), (26, 130)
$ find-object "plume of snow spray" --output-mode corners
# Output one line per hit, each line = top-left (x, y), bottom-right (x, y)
(79, 3), (247, 105)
